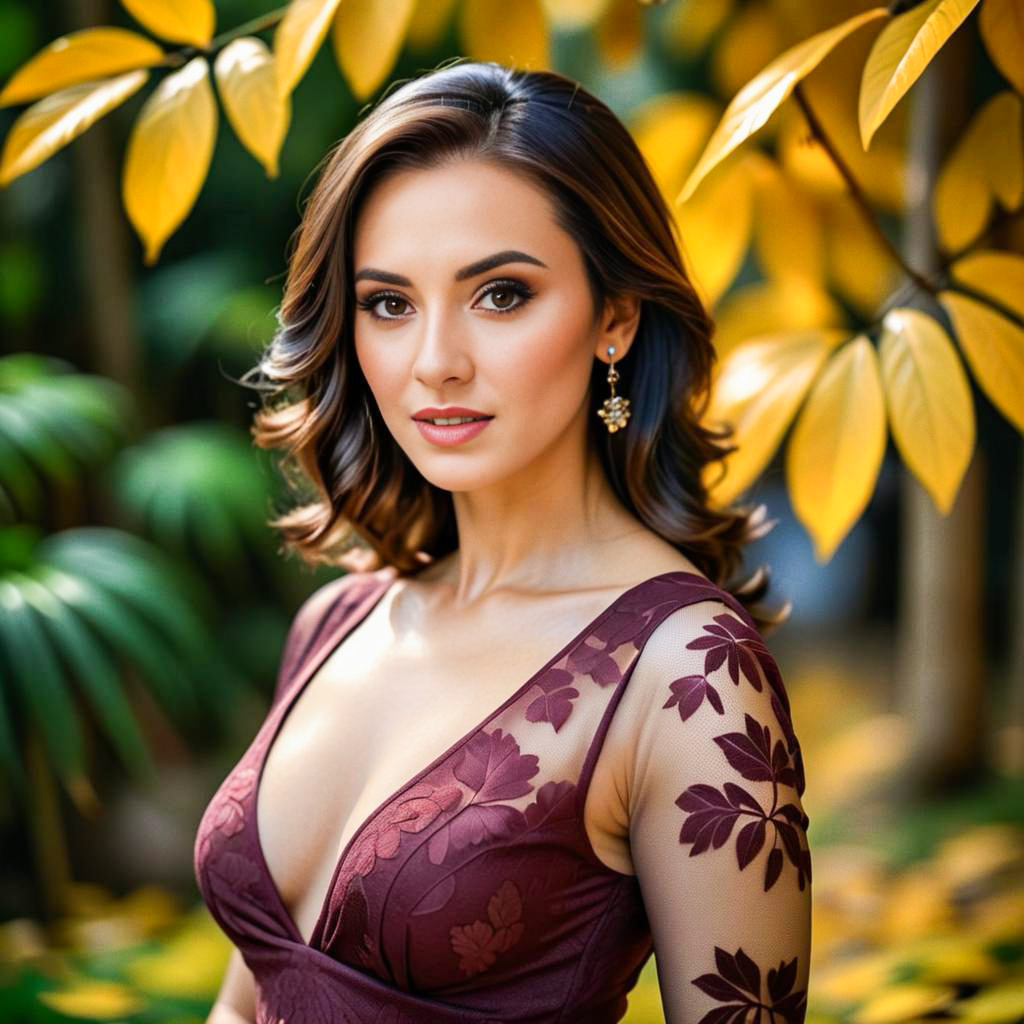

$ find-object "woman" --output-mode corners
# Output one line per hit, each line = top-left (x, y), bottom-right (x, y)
(195, 60), (811, 1024)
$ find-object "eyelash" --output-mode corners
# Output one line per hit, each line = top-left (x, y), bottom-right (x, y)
(355, 278), (535, 321)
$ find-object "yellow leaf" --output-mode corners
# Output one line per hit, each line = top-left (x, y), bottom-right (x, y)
(677, 6), (887, 203)
(541, 0), (612, 31)
(120, 0), (215, 47)
(330, 0), (417, 102)
(406, 0), (459, 50)
(852, 982), (957, 1023)
(458, 0), (551, 69)
(37, 977), (147, 1019)
(595, 0), (644, 71)
(274, 0), (344, 98)
(0, 70), (148, 186)
(122, 56), (217, 265)
(0, 27), (163, 107)
(939, 288), (1024, 433)
(629, 91), (720, 199)
(711, 277), (845, 361)
(751, 158), (825, 287)
(710, 1), (787, 104)
(703, 327), (847, 506)
(859, 0), (981, 150)
(949, 247), (1024, 318)
(786, 335), (886, 562)
(979, 0), (1024, 95)
(933, 90), (1024, 253)
(213, 37), (291, 178)
(663, 0), (735, 60)
(878, 307), (974, 514)
(675, 154), (756, 308)
(953, 978), (1024, 1022)
(824, 192), (902, 318)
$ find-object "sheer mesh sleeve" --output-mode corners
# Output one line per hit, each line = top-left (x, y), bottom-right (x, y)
(625, 598), (812, 1024)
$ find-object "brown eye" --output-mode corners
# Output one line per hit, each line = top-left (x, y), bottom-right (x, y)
(490, 288), (515, 309)
(384, 297), (407, 316)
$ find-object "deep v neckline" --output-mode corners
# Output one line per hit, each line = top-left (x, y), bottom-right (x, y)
(252, 568), (708, 950)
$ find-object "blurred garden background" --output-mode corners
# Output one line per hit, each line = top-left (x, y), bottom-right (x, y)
(1, 0), (1023, 1021)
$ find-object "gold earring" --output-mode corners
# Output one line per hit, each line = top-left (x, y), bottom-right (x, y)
(596, 344), (630, 433)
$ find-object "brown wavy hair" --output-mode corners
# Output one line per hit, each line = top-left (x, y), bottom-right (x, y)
(243, 59), (787, 633)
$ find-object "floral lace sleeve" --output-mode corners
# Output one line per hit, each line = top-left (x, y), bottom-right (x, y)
(624, 599), (812, 1024)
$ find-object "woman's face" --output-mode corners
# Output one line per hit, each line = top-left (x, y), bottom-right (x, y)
(351, 157), (629, 494)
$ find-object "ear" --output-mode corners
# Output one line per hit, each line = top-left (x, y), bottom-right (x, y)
(594, 293), (641, 363)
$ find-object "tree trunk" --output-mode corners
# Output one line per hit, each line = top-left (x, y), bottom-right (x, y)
(895, 26), (987, 794)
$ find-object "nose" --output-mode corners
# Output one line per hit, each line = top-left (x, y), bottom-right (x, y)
(411, 305), (473, 388)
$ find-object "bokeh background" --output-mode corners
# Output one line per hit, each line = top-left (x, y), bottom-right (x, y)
(1, 0), (1023, 1021)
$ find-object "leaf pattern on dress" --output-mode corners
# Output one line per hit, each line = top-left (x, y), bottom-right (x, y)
(336, 873), (377, 969)
(449, 879), (525, 977)
(675, 711), (810, 892)
(195, 765), (258, 863)
(428, 729), (539, 865)
(663, 673), (725, 722)
(525, 666), (580, 732)
(260, 957), (362, 1024)
(691, 945), (807, 1024)
(685, 613), (768, 691)
(344, 780), (463, 880)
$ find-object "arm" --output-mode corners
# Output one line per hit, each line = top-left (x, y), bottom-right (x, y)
(625, 599), (812, 1024)
(205, 949), (256, 1024)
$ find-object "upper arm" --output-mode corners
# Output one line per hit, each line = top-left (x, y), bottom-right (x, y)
(207, 948), (255, 1024)
(624, 599), (812, 1024)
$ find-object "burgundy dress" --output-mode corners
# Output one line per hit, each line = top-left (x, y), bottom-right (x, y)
(194, 568), (811, 1023)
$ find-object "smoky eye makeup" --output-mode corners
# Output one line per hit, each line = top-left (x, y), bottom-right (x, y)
(355, 277), (537, 322)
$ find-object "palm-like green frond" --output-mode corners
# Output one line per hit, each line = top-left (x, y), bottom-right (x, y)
(0, 354), (135, 523)
(110, 422), (275, 571)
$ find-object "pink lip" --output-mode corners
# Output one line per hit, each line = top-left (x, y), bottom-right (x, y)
(414, 417), (493, 447)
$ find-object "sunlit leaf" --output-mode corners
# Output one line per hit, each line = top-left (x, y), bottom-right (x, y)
(677, 6), (887, 202)
(949, 248), (1024, 319)
(952, 978), (1024, 1022)
(273, 0), (343, 98)
(852, 983), (957, 1023)
(330, 0), (417, 101)
(122, 56), (217, 265)
(786, 335), (886, 562)
(663, 0), (734, 59)
(978, 0), (1024, 95)
(823, 192), (902, 318)
(406, 0), (459, 50)
(933, 90), (1024, 253)
(0, 27), (162, 107)
(595, 0), (644, 71)
(542, 0), (612, 30)
(458, 0), (550, 69)
(0, 71), (148, 186)
(629, 91), (720, 199)
(710, 1), (787, 103)
(939, 288), (1024, 434)
(675, 154), (756, 308)
(120, 0), (215, 47)
(213, 37), (290, 178)
(859, 0), (981, 150)
(751, 158), (825, 287)
(703, 327), (847, 506)
(37, 977), (146, 1019)
(878, 307), (974, 514)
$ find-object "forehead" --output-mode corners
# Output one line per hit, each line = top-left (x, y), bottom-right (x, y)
(352, 158), (567, 261)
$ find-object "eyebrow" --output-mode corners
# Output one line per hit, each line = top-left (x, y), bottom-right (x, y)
(353, 249), (548, 286)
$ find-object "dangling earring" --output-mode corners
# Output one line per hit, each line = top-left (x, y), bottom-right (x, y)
(596, 344), (630, 433)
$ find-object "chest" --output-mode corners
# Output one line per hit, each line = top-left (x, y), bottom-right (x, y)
(255, 599), (637, 945)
